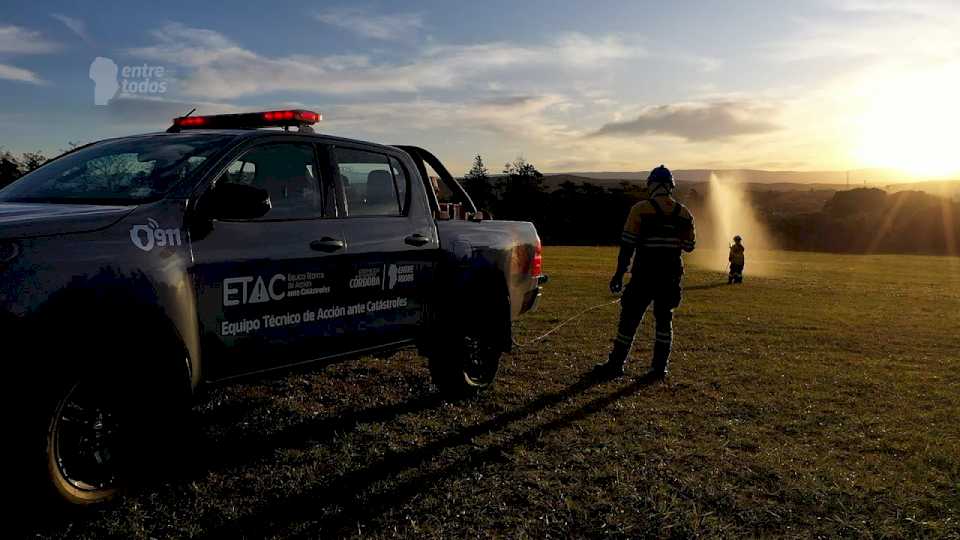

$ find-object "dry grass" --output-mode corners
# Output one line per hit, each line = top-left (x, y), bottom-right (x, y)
(19, 247), (960, 538)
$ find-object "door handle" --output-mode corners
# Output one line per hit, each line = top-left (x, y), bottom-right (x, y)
(310, 237), (345, 252)
(404, 234), (430, 247)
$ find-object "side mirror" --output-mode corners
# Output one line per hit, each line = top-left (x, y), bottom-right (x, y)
(206, 182), (271, 220)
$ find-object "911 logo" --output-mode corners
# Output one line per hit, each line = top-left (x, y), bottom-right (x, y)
(130, 219), (182, 252)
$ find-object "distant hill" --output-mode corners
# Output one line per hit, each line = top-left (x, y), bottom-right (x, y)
(541, 174), (610, 190)
(545, 168), (912, 187)
(541, 174), (850, 193)
(885, 179), (960, 199)
(470, 169), (959, 198)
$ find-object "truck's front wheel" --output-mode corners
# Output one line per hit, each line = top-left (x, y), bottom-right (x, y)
(38, 358), (190, 509)
(45, 379), (128, 506)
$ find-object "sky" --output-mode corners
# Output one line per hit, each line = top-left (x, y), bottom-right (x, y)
(1, 0), (959, 177)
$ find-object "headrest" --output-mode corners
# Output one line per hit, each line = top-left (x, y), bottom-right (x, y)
(367, 170), (394, 199)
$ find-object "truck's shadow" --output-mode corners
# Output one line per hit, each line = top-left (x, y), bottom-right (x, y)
(198, 371), (660, 538)
(184, 391), (447, 479)
(13, 368), (656, 537)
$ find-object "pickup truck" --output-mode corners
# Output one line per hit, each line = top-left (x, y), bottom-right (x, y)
(1, 110), (545, 507)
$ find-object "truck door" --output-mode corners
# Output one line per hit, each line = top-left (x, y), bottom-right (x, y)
(190, 140), (346, 379)
(329, 145), (438, 350)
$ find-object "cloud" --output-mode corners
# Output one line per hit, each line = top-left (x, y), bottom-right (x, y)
(0, 25), (59, 54)
(591, 102), (780, 141)
(320, 94), (577, 141)
(51, 14), (92, 44)
(127, 23), (256, 67)
(313, 8), (424, 41)
(128, 23), (646, 99)
(840, 0), (955, 17)
(0, 63), (44, 84)
(768, 1), (960, 63)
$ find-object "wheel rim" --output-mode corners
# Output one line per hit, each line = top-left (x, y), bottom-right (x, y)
(52, 382), (123, 492)
(462, 334), (498, 386)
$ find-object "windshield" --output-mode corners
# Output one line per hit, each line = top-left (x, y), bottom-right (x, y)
(0, 134), (235, 205)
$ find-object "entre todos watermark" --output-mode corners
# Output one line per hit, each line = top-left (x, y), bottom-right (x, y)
(89, 56), (169, 106)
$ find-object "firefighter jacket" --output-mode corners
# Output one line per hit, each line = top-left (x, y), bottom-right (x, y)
(729, 243), (745, 265)
(619, 195), (696, 277)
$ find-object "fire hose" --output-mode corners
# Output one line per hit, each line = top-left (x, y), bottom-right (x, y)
(511, 297), (622, 348)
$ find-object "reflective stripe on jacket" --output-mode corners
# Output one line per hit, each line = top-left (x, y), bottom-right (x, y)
(621, 195), (696, 275)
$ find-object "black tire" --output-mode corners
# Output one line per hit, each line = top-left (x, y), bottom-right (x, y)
(37, 359), (191, 509)
(43, 378), (128, 507)
(427, 286), (507, 399)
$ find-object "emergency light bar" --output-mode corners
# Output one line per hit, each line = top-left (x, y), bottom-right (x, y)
(167, 109), (322, 132)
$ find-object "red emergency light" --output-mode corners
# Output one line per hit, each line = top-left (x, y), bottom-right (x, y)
(169, 109), (322, 132)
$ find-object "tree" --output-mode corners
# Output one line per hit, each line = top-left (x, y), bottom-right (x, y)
(0, 149), (22, 188)
(20, 151), (47, 172)
(502, 156), (542, 179)
(466, 154), (489, 180)
(496, 156), (547, 223)
(463, 154), (495, 211)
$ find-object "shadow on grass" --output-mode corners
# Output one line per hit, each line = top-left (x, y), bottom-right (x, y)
(200, 371), (661, 538)
(11, 365), (655, 536)
(181, 391), (447, 480)
(9, 380), (448, 536)
(685, 282), (730, 291)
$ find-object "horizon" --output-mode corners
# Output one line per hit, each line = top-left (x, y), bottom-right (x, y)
(515, 168), (960, 186)
(1, 1), (959, 179)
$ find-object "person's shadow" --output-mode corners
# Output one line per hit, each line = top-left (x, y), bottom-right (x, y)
(685, 282), (728, 291)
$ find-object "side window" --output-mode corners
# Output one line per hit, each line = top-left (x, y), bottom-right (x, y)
(389, 156), (409, 215)
(334, 147), (401, 217)
(224, 159), (256, 185)
(218, 143), (321, 220)
(423, 160), (456, 204)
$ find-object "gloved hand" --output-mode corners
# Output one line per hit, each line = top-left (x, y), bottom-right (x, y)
(609, 272), (624, 294)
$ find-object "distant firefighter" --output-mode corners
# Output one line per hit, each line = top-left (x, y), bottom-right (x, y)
(596, 165), (696, 381)
(728, 235), (745, 284)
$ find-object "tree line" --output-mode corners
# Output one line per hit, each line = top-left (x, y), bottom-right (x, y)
(0, 148), (49, 188)
(461, 155), (960, 256)
(462, 154), (649, 245)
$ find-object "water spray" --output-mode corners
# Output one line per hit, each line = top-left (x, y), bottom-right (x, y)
(689, 172), (779, 276)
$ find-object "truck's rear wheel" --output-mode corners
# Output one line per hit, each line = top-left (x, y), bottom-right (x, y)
(427, 287), (507, 399)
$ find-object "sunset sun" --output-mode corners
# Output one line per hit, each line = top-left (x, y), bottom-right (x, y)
(854, 64), (960, 179)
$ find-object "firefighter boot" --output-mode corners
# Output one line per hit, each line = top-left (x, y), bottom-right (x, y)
(595, 339), (630, 378)
(648, 312), (673, 381)
(648, 341), (670, 381)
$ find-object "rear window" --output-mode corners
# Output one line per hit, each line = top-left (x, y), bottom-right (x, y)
(0, 134), (234, 205)
(334, 147), (404, 217)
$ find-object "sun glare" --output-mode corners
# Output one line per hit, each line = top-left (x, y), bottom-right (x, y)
(854, 64), (960, 179)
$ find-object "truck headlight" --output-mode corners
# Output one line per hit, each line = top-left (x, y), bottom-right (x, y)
(0, 241), (19, 264)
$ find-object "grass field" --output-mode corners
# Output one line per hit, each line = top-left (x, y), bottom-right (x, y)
(21, 247), (960, 538)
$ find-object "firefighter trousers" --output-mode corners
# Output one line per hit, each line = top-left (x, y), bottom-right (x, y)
(729, 262), (744, 283)
(609, 275), (682, 374)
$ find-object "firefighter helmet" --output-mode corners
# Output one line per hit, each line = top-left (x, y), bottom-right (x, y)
(647, 165), (675, 191)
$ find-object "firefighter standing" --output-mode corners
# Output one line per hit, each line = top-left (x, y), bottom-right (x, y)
(596, 165), (696, 380)
(728, 235), (745, 284)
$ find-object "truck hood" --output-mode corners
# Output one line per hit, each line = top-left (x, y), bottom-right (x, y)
(0, 202), (136, 239)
